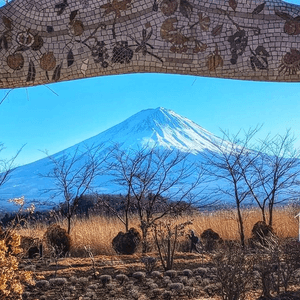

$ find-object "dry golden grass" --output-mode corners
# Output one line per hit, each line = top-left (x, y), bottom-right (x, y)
(17, 207), (298, 257)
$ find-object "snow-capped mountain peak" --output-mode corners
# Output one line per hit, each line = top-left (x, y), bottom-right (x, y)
(0, 107), (226, 211)
(80, 107), (224, 154)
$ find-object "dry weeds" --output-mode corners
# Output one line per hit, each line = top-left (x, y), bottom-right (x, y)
(17, 207), (298, 256)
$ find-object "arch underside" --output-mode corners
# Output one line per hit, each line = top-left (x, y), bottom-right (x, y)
(0, 0), (300, 88)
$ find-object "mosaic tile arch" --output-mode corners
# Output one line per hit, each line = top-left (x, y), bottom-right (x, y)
(1, 0), (300, 88)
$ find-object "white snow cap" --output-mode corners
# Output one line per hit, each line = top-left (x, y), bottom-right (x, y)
(81, 107), (225, 154)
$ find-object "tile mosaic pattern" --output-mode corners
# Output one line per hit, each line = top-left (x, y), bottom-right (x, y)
(0, 0), (300, 88)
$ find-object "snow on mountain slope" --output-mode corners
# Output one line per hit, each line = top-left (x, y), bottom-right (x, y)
(79, 107), (227, 153)
(0, 107), (227, 212)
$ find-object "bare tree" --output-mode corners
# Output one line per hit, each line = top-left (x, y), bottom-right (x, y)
(202, 127), (261, 247)
(203, 128), (300, 246)
(107, 144), (205, 253)
(0, 143), (23, 189)
(240, 130), (300, 226)
(41, 144), (110, 234)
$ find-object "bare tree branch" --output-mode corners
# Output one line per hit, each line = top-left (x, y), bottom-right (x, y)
(40, 143), (111, 234)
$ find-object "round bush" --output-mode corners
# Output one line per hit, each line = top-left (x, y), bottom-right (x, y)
(165, 270), (177, 278)
(182, 269), (193, 278)
(112, 228), (141, 255)
(251, 221), (274, 246)
(201, 229), (222, 252)
(43, 224), (71, 256)
(100, 275), (112, 287)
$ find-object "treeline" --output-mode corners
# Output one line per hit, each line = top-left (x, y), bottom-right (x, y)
(0, 193), (197, 227)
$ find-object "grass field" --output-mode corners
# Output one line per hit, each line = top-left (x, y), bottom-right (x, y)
(16, 206), (299, 257)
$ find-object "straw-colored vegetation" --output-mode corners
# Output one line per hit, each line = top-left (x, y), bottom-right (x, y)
(17, 206), (298, 257)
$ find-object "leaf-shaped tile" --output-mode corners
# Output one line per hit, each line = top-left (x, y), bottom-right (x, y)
(179, 0), (193, 19)
(26, 60), (36, 82)
(70, 10), (78, 22)
(2, 16), (12, 30)
(52, 63), (62, 81)
(252, 2), (265, 15)
(67, 49), (74, 67)
(229, 0), (237, 11)
(211, 24), (223, 36)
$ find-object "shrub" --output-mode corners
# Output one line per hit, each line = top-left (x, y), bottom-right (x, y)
(169, 282), (184, 291)
(152, 219), (192, 271)
(116, 274), (129, 284)
(112, 228), (141, 255)
(99, 275), (112, 287)
(165, 270), (177, 278)
(141, 256), (157, 273)
(132, 271), (146, 281)
(0, 231), (35, 299)
(20, 236), (42, 259)
(49, 277), (67, 286)
(151, 271), (163, 278)
(182, 269), (193, 278)
(43, 224), (71, 256)
(213, 246), (254, 300)
(201, 228), (222, 252)
(251, 221), (274, 246)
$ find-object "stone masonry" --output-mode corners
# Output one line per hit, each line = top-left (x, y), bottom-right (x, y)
(0, 0), (300, 88)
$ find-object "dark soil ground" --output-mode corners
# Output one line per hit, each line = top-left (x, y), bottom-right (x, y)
(19, 252), (300, 300)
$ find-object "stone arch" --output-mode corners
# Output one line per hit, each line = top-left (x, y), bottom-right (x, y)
(0, 0), (300, 88)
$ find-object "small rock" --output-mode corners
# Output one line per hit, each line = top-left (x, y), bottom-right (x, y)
(106, 283), (116, 291)
(68, 285), (76, 291)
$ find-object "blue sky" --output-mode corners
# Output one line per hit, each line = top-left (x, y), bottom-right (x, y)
(1, 73), (300, 166)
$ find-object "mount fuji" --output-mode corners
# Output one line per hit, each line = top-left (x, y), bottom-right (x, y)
(0, 107), (227, 212)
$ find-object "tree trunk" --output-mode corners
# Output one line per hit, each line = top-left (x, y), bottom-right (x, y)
(268, 201), (274, 227)
(67, 201), (71, 235)
(236, 203), (245, 247)
(124, 207), (129, 232)
(141, 223), (149, 253)
(166, 238), (172, 270)
(67, 215), (71, 235)
(261, 206), (266, 223)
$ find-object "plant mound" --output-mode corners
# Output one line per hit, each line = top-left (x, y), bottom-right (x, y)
(0, 229), (34, 299)
(43, 224), (71, 256)
(201, 228), (222, 251)
(251, 221), (274, 246)
(20, 236), (42, 259)
(112, 227), (141, 255)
